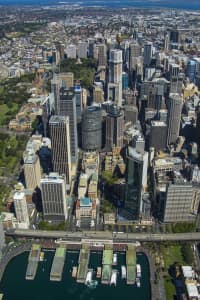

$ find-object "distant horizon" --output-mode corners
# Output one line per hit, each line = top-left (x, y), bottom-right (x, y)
(1, 0), (200, 10)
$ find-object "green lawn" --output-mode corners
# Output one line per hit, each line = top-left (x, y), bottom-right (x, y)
(164, 276), (176, 300)
(163, 244), (185, 268)
(0, 104), (9, 124)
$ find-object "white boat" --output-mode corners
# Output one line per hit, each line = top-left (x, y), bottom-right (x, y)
(121, 265), (126, 279)
(85, 270), (93, 285)
(136, 264), (141, 277)
(136, 277), (141, 287)
(110, 270), (117, 286)
(112, 253), (117, 265)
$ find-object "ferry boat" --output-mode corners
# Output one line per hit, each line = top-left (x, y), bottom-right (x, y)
(112, 253), (117, 265)
(96, 267), (101, 278)
(110, 270), (117, 286)
(39, 252), (44, 262)
(121, 265), (126, 279)
(136, 264), (141, 277)
(136, 277), (141, 287)
(85, 269), (93, 285)
(72, 266), (77, 278)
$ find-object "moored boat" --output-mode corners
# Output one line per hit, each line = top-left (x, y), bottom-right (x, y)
(110, 270), (117, 286)
(121, 265), (126, 279)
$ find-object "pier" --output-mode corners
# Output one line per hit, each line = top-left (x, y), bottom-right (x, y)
(77, 244), (90, 283)
(101, 244), (113, 284)
(25, 244), (41, 280)
(50, 247), (66, 281)
(126, 244), (136, 284)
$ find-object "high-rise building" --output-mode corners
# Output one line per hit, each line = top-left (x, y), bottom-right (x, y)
(105, 105), (124, 150)
(125, 146), (148, 221)
(74, 85), (82, 121)
(108, 49), (123, 106)
(77, 41), (88, 59)
(186, 60), (196, 82)
(169, 30), (179, 44)
(58, 88), (78, 161)
(24, 153), (41, 190)
(161, 183), (196, 223)
(51, 78), (62, 114)
(49, 115), (71, 183)
(66, 44), (77, 59)
(129, 42), (141, 70)
(124, 105), (138, 124)
(143, 42), (153, 66)
(13, 191), (30, 229)
(169, 63), (183, 94)
(40, 173), (68, 222)
(82, 106), (102, 151)
(97, 43), (107, 67)
(167, 94), (182, 145)
(57, 72), (74, 88)
(93, 85), (104, 103)
(149, 121), (167, 152)
(122, 72), (129, 90)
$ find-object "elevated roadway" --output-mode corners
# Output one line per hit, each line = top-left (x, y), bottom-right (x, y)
(6, 229), (200, 242)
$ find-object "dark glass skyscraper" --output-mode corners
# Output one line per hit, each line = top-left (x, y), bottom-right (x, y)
(82, 106), (102, 151)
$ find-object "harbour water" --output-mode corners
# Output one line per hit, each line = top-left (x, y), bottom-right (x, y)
(0, 251), (151, 300)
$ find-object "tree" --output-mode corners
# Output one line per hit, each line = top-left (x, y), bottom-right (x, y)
(181, 244), (194, 265)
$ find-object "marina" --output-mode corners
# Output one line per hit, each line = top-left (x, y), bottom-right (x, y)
(50, 247), (66, 281)
(0, 250), (151, 300)
(25, 244), (41, 280)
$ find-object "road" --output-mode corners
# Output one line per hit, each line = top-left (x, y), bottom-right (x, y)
(6, 229), (200, 242)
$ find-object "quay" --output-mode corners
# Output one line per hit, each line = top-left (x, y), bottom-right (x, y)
(126, 244), (136, 284)
(101, 244), (113, 284)
(77, 244), (90, 283)
(50, 247), (66, 281)
(25, 244), (41, 280)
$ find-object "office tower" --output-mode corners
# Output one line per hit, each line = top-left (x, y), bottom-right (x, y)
(77, 41), (88, 59)
(123, 89), (137, 106)
(122, 72), (129, 90)
(66, 44), (77, 59)
(74, 85), (82, 121)
(169, 63), (183, 94)
(125, 146), (148, 221)
(124, 105), (138, 124)
(129, 42), (141, 70)
(49, 115), (71, 183)
(164, 33), (169, 51)
(169, 30), (179, 44)
(82, 106), (102, 151)
(13, 191), (30, 228)
(40, 173), (67, 222)
(82, 88), (87, 109)
(24, 153), (41, 190)
(108, 49), (123, 106)
(167, 94), (182, 145)
(51, 78), (62, 114)
(140, 81), (165, 111)
(186, 60), (196, 82)
(52, 49), (60, 65)
(0, 217), (5, 257)
(58, 88), (78, 161)
(98, 43), (107, 67)
(149, 121), (167, 152)
(143, 42), (153, 66)
(93, 85), (104, 103)
(57, 72), (74, 88)
(88, 38), (95, 58)
(161, 183), (196, 223)
(105, 105), (124, 150)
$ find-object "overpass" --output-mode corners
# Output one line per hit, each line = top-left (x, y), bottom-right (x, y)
(6, 229), (200, 242)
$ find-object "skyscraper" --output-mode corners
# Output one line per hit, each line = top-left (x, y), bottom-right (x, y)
(97, 43), (107, 67)
(74, 85), (82, 121)
(13, 191), (30, 229)
(143, 42), (153, 66)
(149, 121), (167, 152)
(108, 49), (123, 106)
(77, 41), (88, 59)
(105, 105), (124, 151)
(40, 173), (68, 222)
(82, 106), (102, 151)
(58, 88), (78, 161)
(129, 42), (141, 70)
(186, 60), (196, 83)
(161, 183), (196, 223)
(49, 115), (71, 183)
(51, 78), (62, 114)
(125, 146), (148, 221)
(167, 94), (182, 145)
(24, 153), (41, 190)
